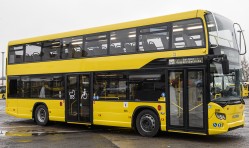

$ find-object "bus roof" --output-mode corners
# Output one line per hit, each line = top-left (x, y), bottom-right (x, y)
(8, 9), (207, 46)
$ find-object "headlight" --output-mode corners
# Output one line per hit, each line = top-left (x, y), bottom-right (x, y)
(215, 113), (226, 120)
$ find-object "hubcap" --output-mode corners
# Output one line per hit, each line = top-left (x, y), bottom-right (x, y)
(140, 114), (155, 132)
(37, 108), (46, 123)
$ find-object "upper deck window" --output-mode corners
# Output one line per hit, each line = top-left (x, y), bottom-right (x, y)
(205, 13), (238, 49)
(84, 34), (108, 56)
(172, 19), (205, 49)
(139, 25), (169, 52)
(42, 39), (61, 61)
(25, 42), (42, 62)
(110, 28), (136, 55)
(9, 45), (24, 64)
(62, 36), (83, 59)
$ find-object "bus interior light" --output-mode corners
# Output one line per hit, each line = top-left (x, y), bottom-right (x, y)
(71, 42), (83, 45)
(173, 28), (184, 32)
(187, 25), (203, 30)
(128, 34), (136, 38)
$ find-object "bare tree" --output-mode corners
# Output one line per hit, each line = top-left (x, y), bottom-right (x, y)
(241, 56), (249, 82)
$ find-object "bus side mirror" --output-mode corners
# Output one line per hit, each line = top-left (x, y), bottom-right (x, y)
(222, 58), (229, 74)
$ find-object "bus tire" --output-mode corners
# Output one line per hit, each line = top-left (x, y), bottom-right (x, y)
(136, 109), (160, 137)
(34, 104), (49, 126)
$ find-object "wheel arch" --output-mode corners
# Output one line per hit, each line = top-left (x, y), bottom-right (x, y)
(131, 106), (160, 130)
(32, 102), (48, 119)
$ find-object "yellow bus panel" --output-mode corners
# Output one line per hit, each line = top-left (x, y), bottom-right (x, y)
(93, 101), (166, 131)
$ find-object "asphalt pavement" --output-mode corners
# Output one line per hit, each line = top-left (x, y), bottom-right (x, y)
(1, 99), (249, 148)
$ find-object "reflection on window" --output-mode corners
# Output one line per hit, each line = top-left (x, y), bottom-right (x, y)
(8, 75), (64, 99)
(21, 76), (30, 98)
(188, 71), (203, 128)
(9, 46), (24, 64)
(62, 36), (83, 59)
(25, 43), (42, 62)
(210, 62), (240, 101)
(85, 34), (107, 56)
(110, 28), (136, 54)
(31, 76), (52, 98)
(139, 25), (169, 52)
(42, 40), (61, 61)
(172, 19), (205, 49)
(94, 73), (127, 100)
(8, 78), (20, 97)
(169, 71), (183, 126)
(206, 13), (238, 49)
(51, 76), (64, 99)
(129, 73), (165, 101)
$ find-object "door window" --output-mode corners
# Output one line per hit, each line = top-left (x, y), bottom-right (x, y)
(188, 71), (204, 128)
(169, 71), (183, 126)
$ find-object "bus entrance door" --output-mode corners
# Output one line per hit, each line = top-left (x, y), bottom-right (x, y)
(66, 74), (91, 123)
(167, 69), (207, 134)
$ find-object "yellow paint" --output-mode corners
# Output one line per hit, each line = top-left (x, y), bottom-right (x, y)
(208, 102), (245, 135)
(7, 48), (207, 76)
(167, 130), (207, 135)
(5, 132), (32, 137)
(6, 99), (65, 122)
(241, 83), (249, 97)
(93, 101), (166, 131)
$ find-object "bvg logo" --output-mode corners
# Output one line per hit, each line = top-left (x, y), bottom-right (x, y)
(213, 123), (223, 128)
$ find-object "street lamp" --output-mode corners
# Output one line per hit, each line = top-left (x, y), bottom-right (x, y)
(1, 52), (4, 86)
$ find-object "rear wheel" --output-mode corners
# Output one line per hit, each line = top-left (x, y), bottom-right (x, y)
(34, 105), (49, 126)
(136, 109), (160, 137)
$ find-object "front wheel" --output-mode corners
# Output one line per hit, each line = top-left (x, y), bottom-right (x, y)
(136, 109), (160, 137)
(34, 105), (49, 126)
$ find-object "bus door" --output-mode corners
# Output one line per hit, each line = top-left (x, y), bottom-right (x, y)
(167, 68), (207, 133)
(66, 74), (91, 123)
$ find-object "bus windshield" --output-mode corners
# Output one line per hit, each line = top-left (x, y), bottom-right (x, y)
(210, 62), (242, 105)
(206, 12), (239, 49)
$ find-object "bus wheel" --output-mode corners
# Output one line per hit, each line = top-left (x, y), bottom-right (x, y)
(35, 105), (49, 126)
(136, 109), (159, 137)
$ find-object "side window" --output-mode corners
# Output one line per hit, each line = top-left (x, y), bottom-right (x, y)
(139, 25), (169, 52)
(172, 19), (205, 49)
(94, 73), (127, 100)
(84, 34), (108, 57)
(110, 28), (136, 54)
(30, 76), (52, 98)
(51, 75), (64, 99)
(129, 73), (165, 101)
(20, 76), (30, 98)
(25, 42), (42, 62)
(42, 39), (61, 61)
(8, 77), (20, 97)
(62, 36), (83, 59)
(9, 45), (24, 64)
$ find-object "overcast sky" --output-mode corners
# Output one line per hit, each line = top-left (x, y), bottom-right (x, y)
(0, 0), (248, 76)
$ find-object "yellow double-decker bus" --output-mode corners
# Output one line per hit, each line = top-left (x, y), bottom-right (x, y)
(6, 10), (246, 137)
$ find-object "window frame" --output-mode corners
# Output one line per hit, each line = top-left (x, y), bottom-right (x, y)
(138, 23), (171, 52)
(7, 18), (206, 65)
(7, 74), (65, 100)
(171, 18), (206, 50)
